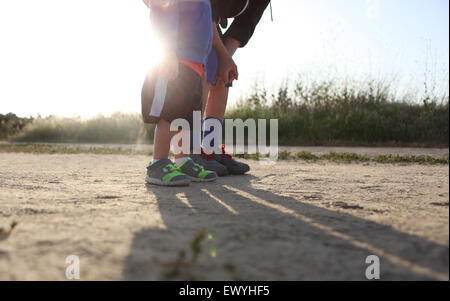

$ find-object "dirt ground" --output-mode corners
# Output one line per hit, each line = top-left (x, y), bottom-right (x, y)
(0, 151), (448, 281)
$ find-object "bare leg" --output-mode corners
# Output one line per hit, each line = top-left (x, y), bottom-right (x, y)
(148, 119), (194, 187)
(201, 78), (211, 117)
(153, 119), (173, 160)
(204, 84), (229, 120)
(153, 118), (190, 161)
(173, 129), (190, 160)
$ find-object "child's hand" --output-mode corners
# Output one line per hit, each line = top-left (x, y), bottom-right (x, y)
(160, 51), (179, 81)
(215, 52), (238, 87)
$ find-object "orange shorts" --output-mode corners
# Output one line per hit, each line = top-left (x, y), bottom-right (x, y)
(179, 60), (204, 78)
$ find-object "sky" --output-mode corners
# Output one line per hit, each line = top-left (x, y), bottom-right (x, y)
(0, 0), (448, 118)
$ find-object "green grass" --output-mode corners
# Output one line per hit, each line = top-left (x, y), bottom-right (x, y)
(154, 230), (241, 281)
(235, 150), (448, 165)
(295, 151), (319, 161)
(225, 77), (449, 147)
(320, 152), (370, 163)
(278, 150), (291, 160)
(7, 113), (154, 144)
(2, 144), (447, 165)
(372, 154), (449, 165)
(154, 230), (243, 281)
(152, 230), (208, 280)
(2, 77), (448, 147)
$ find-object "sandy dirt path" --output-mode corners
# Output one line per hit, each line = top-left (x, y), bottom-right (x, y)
(0, 152), (448, 280)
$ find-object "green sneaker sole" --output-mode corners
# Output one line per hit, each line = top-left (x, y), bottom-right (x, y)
(188, 175), (217, 183)
(145, 176), (190, 187)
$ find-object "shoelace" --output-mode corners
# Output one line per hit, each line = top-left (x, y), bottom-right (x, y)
(200, 145), (233, 163)
(200, 148), (215, 162)
(220, 144), (233, 163)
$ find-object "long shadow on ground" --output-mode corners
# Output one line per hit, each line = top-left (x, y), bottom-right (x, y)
(123, 174), (449, 281)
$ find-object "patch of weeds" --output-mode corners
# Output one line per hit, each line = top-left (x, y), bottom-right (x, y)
(2, 144), (448, 165)
(156, 230), (241, 281)
(295, 151), (319, 161)
(158, 230), (207, 280)
(373, 154), (449, 165)
(0, 221), (18, 240)
(236, 150), (291, 160)
(236, 150), (448, 165)
(278, 150), (292, 160)
(320, 152), (369, 163)
(190, 230), (206, 265)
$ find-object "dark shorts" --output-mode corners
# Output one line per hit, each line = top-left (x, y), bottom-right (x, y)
(141, 63), (202, 127)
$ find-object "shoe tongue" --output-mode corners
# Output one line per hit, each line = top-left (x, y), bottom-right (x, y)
(149, 158), (172, 167)
(178, 158), (192, 168)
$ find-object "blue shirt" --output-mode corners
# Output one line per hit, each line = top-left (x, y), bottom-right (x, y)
(150, 0), (213, 65)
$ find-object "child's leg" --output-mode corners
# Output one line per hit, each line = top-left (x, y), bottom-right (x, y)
(202, 84), (228, 155)
(201, 78), (211, 118)
(153, 119), (173, 160)
(154, 119), (199, 163)
(204, 84), (229, 121)
(174, 129), (190, 164)
(147, 119), (191, 187)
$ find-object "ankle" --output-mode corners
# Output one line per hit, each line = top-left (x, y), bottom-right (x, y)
(175, 156), (190, 166)
(202, 117), (223, 154)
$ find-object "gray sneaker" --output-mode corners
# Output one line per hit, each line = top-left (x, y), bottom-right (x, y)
(213, 145), (250, 175)
(190, 151), (228, 177)
(178, 158), (217, 182)
(146, 159), (190, 187)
